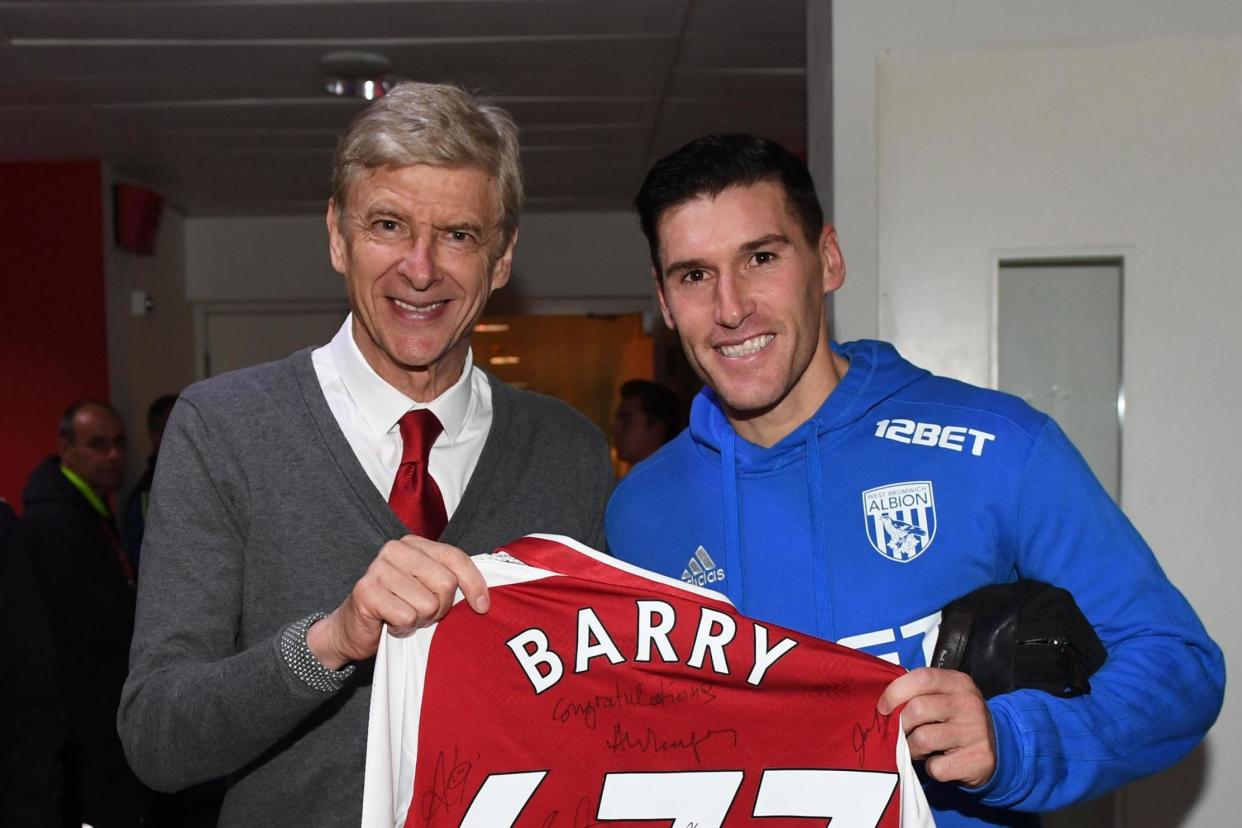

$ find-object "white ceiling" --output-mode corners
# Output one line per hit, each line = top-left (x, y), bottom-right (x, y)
(0, 0), (807, 216)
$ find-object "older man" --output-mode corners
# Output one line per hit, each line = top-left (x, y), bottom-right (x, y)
(119, 84), (612, 826)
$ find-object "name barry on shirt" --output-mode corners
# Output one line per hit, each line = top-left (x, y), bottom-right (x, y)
(504, 599), (800, 695)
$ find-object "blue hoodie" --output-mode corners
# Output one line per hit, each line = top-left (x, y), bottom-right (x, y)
(606, 339), (1224, 827)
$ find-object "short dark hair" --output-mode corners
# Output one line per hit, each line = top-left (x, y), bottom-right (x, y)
(58, 400), (121, 443)
(147, 394), (179, 433)
(635, 133), (824, 273)
(620, 379), (684, 441)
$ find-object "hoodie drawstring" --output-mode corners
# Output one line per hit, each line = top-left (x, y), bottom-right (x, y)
(805, 432), (834, 637)
(720, 428), (745, 611)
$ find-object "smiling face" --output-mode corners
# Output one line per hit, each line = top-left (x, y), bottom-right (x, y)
(654, 180), (845, 446)
(327, 163), (514, 401)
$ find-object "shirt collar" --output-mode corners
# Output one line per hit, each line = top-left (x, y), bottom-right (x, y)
(328, 314), (475, 442)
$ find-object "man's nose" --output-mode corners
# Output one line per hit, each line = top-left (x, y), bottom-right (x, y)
(396, 235), (439, 289)
(713, 272), (752, 328)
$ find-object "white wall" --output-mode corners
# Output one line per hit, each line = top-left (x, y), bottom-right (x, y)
(507, 211), (652, 302)
(184, 211), (652, 304)
(184, 215), (344, 303)
(826, 2), (1242, 826)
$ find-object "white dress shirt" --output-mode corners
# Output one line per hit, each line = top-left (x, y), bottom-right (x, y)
(311, 315), (492, 519)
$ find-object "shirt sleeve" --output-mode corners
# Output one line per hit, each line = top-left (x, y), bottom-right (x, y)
(117, 398), (341, 792)
(974, 418), (1224, 810)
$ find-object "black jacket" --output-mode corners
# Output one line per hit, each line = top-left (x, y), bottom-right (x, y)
(0, 499), (65, 826)
(23, 458), (151, 825)
(22, 456), (136, 739)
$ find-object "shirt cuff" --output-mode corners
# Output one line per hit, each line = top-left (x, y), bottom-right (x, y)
(279, 612), (356, 694)
(960, 697), (1013, 801)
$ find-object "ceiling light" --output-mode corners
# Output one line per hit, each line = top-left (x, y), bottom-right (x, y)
(320, 50), (394, 100)
(489, 356), (521, 366)
(473, 323), (511, 333)
(323, 78), (393, 100)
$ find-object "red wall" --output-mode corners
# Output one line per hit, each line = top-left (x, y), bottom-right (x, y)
(0, 160), (109, 509)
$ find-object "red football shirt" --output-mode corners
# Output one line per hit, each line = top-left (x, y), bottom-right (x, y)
(362, 535), (932, 827)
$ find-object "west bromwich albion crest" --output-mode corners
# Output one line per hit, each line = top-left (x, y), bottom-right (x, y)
(862, 481), (937, 562)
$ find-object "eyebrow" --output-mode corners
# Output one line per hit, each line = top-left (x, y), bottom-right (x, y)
(358, 203), (487, 232)
(434, 219), (487, 235)
(663, 255), (712, 277)
(740, 233), (791, 252)
(360, 206), (404, 222)
(663, 233), (791, 277)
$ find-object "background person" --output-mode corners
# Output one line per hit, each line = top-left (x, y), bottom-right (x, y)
(22, 401), (151, 826)
(0, 498), (65, 828)
(611, 378), (684, 466)
(122, 392), (178, 571)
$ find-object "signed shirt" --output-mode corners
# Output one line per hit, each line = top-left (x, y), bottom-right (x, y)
(362, 535), (933, 827)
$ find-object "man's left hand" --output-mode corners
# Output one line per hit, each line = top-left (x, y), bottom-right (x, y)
(877, 667), (996, 788)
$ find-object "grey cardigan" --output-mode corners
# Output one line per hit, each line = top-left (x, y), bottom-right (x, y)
(118, 349), (612, 826)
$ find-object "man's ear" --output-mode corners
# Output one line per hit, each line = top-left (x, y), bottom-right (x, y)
(819, 223), (846, 294)
(489, 227), (517, 291)
(653, 266), (675, 330)
(326, 199), (347, 275)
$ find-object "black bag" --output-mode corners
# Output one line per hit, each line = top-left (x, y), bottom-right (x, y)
(930, 580), (1107, 700)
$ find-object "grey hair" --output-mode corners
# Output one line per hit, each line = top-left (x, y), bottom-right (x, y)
(331, 82), (523, 249)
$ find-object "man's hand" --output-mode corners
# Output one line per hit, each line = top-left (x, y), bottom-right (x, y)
(306, 535), (489, 670)
(878, 667), (996, 788)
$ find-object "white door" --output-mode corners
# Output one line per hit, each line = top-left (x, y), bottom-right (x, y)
(997, 261), (1123, 501)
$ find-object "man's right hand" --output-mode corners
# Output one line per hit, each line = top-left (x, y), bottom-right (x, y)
(306, 535), (489, 670)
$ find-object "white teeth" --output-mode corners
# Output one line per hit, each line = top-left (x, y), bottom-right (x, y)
(393, 298), (445, 313)
(717, 334), (774, 357)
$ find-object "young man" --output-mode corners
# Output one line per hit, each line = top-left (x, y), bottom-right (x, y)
(604, 134), (1224, 827)
(119, 84), (612, 826)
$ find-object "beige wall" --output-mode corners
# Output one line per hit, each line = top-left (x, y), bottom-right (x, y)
(104, 170), (195, 487)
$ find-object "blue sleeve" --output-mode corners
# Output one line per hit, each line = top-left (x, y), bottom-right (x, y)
(604, 480), (638, 560)
(974, 419), (1225, 811)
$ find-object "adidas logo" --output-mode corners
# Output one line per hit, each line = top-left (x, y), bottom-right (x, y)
(681, 545), (726, 588)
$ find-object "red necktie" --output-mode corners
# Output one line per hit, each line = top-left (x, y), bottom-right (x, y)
(388, 409), (449, 538)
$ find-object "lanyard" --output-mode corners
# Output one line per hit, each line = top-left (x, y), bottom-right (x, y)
(59, 466), (135, 586)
